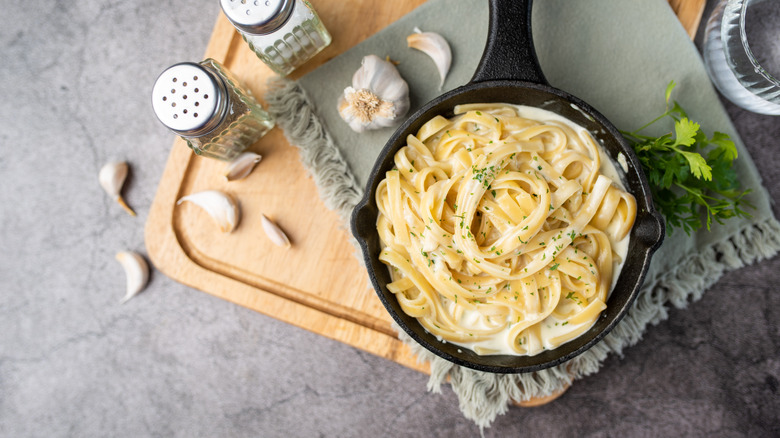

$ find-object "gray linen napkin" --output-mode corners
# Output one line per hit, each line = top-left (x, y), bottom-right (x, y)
(265, 0), (780, 428)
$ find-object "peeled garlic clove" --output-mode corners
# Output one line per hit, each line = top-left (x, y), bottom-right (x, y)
(407, 28), (452, 89)
(224, 152), (263, 181)
(177, 190), (240, 233)
(116, 251), (149, 304)
(338, 55), (410, 133)
(261, 214), (291, 248)
(99, 161), (136, 216)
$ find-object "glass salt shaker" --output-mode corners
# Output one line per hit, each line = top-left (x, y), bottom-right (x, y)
(220, 0), (332, 76)
(152, 58), (275, 161)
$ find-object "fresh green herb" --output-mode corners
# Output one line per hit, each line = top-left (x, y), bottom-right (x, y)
(621, 81), (752, 234)
(471, 165), (497, 188)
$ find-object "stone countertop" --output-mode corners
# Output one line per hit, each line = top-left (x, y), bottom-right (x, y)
(1, 1), (778, 437)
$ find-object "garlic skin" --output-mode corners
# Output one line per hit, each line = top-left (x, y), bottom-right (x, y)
(261, 214), (291, 248)
(338, 55), (410, 133)
(99, 161), (136, 216)
(116, 251), (149, 304)
(224, 152), (263, 181)
(177, 190), (240, 233)
(407, 28), (452, 89)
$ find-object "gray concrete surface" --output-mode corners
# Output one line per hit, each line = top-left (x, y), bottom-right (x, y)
(1, 1), (778, 437)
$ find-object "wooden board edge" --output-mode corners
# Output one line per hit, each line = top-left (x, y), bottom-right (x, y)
(145, 0), (706, 390)
(143, 140), (426, 374)
(668, 0), (706, 39)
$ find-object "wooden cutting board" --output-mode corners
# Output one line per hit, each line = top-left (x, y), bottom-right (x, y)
(145, 0), (704, 377)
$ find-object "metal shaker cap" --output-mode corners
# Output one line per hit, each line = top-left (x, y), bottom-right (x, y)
(220, 0), (294, 35)
(151, 62), (227, 137)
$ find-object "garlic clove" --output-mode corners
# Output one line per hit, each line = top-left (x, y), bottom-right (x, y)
(261, 214), (291, 248)
(224, 152), (263, 181)
(99, 161), (136, 216)
(177, 190), (240, 233)
(338, 55), (410, 133)
(116, 251), (149, 304)
(407, 28), (452, 89)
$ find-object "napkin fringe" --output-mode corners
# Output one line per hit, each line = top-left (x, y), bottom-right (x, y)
(265, 78), (364, 228)
(264, 75), (780, 430)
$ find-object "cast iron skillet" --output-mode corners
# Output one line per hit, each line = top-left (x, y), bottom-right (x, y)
(351, 0), (665, 374)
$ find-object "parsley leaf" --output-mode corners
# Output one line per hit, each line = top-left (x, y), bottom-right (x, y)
(621, 81), (753, 235)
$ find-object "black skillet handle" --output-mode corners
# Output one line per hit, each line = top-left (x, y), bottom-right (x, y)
(471, 0), (547, 85)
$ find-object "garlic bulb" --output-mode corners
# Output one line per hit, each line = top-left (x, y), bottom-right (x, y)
(338, 55), (410, 133)
(177, 190), (240, 233)
(407, 28), (452, 89)
(224, 152), (263, 181)
(261, 214), (291, 248)
(116, 251), (149, 304)
(99, 161), (136, 216)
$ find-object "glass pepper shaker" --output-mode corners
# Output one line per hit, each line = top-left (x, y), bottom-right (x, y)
(151, 58), (275, 161)
(220, 0), (332, 76)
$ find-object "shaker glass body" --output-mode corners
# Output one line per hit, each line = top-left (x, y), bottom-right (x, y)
(223, 0), (331, 76)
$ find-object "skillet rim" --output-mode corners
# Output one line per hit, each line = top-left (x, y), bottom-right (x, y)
(350, 79), (664, 374)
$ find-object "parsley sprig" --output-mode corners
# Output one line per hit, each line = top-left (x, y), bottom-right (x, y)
(621, 81), (752, 235)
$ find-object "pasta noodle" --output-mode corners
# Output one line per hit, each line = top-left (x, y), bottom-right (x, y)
(375, 104), (637, 356)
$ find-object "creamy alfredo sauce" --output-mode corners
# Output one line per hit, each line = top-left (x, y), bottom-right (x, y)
(435, 105), (630, 356)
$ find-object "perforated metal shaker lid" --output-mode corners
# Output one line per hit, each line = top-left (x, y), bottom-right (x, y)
(219, 0), (294, 35)
(151, 62), (227, 137)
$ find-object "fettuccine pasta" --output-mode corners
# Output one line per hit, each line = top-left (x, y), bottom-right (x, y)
(375, 104), (637, 356)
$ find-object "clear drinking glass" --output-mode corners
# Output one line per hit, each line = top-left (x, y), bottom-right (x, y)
(703, 0), (780, 115)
